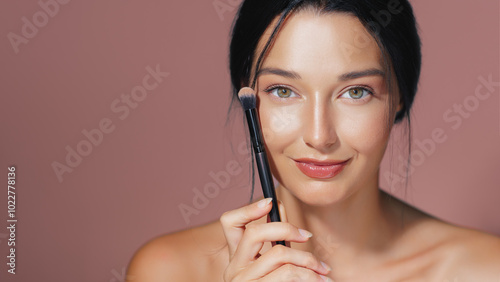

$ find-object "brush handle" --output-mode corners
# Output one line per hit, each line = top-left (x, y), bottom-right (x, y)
(255, 147), (286, 246)
(244, 108), (286, 246)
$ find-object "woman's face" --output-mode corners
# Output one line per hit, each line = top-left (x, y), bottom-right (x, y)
(251, 11), (401, 206)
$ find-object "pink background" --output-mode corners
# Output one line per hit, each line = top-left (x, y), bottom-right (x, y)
(0, 0), (498, 281)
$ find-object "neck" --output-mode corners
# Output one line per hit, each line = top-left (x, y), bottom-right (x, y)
(275, 173), (400, 268)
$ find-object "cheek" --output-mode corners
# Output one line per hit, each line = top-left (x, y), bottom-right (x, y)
(336, 103), (390, 154)
(259, 104), (302, 150)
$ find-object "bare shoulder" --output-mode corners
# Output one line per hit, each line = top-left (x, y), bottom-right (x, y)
(381, 190), (500, 280)
(438, 223), (500, 280)
(126, 219), (229, 282)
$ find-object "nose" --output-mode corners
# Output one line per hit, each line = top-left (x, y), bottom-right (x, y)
(302, 93), (338, 151)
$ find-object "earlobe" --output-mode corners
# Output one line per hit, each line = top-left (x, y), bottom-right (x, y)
(396, 96), (403, 113)
(394, 98), (404, 122)
(397, 100), (403, 113)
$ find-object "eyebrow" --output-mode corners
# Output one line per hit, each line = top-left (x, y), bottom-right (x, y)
(256, 68), (301, 79)
(256, 67), (385, 81)
(338, 69), (385, 81)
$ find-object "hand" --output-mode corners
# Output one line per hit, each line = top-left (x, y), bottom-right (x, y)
(220, 198), (332, 281)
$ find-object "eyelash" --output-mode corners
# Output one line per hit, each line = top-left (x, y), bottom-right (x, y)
(264, 84), (299, 100)
(263, 84), (374, 102)
(339, 85), (374, 103)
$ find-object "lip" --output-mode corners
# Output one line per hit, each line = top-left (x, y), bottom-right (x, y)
(293, 158), (349, 179)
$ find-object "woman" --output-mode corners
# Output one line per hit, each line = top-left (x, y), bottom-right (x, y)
(127, 0), (500, 280)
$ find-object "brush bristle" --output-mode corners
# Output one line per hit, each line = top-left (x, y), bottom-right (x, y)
(237, 87), (256, 111)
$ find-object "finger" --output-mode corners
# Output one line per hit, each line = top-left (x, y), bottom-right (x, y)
(220, 197), (273, 259)
(269, 200), (290, 247)
(261, 263), (332, 282)
(278, 200), (288, 223)
(238, 244), (331, 279)
(232, 221), (313, 269)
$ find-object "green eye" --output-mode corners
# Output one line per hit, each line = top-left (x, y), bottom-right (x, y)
(348, 88), (365, 99)
(340, 86), (373, 102)
(264, 85), (298, 100)
(277, 87), (292, 98)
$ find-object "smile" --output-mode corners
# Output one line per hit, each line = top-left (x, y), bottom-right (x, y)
(293, 158), (349, 179)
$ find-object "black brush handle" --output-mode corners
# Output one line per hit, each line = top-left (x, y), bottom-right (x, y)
(255, 151), (285, 246)
(245, 108), (286, 246)
(244, 108), (265, 152)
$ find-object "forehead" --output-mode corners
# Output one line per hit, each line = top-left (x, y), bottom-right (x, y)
(252, 10), (383, 81)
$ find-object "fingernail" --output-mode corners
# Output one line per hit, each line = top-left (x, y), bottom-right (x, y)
(258, 198), (272, 208)
(298, 228), (313, 238)
(320, 261), (332, 272)
(320, 275), (332, 282)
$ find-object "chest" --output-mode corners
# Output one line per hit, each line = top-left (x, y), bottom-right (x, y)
(330, 251), (459, 281)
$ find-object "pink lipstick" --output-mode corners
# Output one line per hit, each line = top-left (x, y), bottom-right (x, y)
(294, 158), (348, 179)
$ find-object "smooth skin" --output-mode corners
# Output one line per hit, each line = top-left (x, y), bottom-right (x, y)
(126, 11), (500, 281)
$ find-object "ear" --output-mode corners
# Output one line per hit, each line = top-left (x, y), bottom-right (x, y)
(395, 96), (403, 114)
(397, 100), (403, 113)
(393, 97), (404, 122)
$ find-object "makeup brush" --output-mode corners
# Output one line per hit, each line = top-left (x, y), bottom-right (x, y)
(238, 87), (286, 247)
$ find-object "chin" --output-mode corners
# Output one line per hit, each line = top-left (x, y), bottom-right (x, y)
(281, 178), (354, 207)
